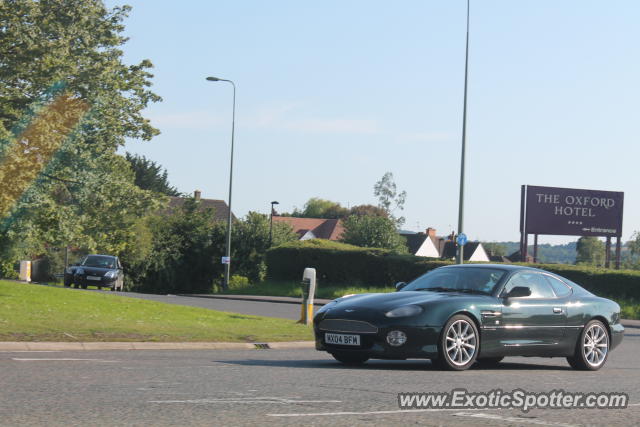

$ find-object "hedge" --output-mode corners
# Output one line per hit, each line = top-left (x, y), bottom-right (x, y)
(266, 239), (640, 299)
(266, 239), (450, 286)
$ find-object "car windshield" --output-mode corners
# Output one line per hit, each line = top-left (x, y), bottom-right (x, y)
(401, 267), (506, 295)
(81, 256), (115, 269)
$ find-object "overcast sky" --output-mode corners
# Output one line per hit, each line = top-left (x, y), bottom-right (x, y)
(107, 0), (640, 243)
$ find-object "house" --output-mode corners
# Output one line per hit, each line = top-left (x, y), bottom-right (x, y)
(165, 190), (233, 222)
(401, 228), (490, 262)
(400, 228), (441, 258)
(271, 216), (344, 241)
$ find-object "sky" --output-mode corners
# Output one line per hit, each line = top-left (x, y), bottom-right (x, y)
(106, 0), (640, 244)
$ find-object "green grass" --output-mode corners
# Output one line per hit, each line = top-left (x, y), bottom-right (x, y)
(0, 280), (313, 342)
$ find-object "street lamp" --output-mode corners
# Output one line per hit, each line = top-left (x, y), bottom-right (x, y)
(206, 75), (236, 290)
(269, 201), (279, 246)
(456, 0), (470, 265)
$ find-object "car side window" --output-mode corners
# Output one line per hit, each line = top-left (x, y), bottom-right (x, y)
(502, 272), (555, 298)
(544, 275), (572, 297)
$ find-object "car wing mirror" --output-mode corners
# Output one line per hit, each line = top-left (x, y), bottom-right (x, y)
(505, 286), (531, 299)
(395, 282), (407, 291)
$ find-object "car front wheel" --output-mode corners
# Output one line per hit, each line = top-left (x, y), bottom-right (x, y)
(567, 320), (609, 371)
(435, 314), (479, 371)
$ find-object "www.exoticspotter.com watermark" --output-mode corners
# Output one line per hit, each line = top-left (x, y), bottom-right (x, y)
(398, 389), (628, 412)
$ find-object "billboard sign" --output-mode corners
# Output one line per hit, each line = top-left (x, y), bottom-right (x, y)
(523, 185), (623, 237)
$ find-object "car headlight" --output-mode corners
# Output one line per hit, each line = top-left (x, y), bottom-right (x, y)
(385, 305), (423, 318)
(104, 270), (117, 279)
(75, 268), (85, 275)
(65, 267), (73, 274)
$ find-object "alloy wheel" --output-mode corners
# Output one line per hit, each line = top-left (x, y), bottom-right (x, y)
(445, 319), (477, 367)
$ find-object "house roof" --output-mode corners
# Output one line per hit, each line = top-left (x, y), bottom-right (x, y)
(272, 216), (345, 240)
(440, 241), (483, 261)
(165, 196), (232, 223)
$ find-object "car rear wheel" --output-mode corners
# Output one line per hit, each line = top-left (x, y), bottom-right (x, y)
(567, 320), (609, 371)
(435, 314), (479, 371)
(331, 352), (369, 366)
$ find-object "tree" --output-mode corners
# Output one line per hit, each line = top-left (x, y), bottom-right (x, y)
(125, 153), (180, 196)
(373, 172), (407, 227)
(349, 204), (389, 218)
(291, 198), (349, 219)
(230, 212), (297, 282)
(0, 1), (161, 264)
(629, 232), (640, 257)
(483, 242), (506, 257)
(341, 215), (407, 253)
(576, 236), (605, 266)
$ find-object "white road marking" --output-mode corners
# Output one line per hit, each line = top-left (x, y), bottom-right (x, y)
(11, 358), (117, 362)
(454, 411), (579, 427)
(149, 397), (341, 405)
(268, 408), (491, 417)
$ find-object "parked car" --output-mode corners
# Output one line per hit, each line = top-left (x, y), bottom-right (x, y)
(64, 254), (124, 291)
(314, 264), (624, 371)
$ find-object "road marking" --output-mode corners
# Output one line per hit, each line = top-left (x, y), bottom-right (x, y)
(454, 412), (579, 427)
(268, 408), (491, 417)
(0, 351), (61, 353)
(11, 358), (117, 362)
(149, 397), (341, 405)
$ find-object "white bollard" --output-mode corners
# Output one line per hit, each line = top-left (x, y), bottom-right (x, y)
(19, 261), (31, 282)
(298, 268), (317, 325)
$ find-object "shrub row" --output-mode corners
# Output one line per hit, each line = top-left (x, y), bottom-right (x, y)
(266, 240), (640, 299)
(266, 239), (449, 286)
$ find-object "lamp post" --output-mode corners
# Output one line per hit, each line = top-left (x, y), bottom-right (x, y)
(206, 76), (236, 290)
(269, 201), (279, 246)
(456, 0), (470, 265)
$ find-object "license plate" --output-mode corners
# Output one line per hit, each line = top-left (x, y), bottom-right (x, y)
(87, 276), (101, 281)
(325, 333), (360, 346)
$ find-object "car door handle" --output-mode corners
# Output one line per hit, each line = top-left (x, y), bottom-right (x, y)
(553, 307), (563, 314)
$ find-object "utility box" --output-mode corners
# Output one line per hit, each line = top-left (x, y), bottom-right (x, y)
(19, 261), (31, 282)
(298, 267), (317, 325)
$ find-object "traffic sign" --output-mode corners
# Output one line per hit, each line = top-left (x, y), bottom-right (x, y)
(221, 256), (231, 265)
(456, 233), (468, 246)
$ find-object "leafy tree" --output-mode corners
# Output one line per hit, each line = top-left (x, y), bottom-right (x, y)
(576, 236), (605, 266)
(230, 212), (297, 282)
(291, 198), (349, 219)
(483, 242), (507, 257)
(373, 172), (407, 227)
(341, 215), (407, 253)
(349, 204), (389, 218)
(125, 153), (180, 196)
(629, 232), (640, 257)
(0, 0), (161, 265)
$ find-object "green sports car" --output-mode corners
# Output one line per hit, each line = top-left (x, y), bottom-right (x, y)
(314, 264), (624, 371)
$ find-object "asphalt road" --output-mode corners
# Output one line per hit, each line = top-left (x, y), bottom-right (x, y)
(2, 332), (639, 426)
(84, 288), (306, 320)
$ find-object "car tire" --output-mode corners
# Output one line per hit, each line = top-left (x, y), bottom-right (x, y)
(63, 276), (72, 287)
(331, 352), (369, 366)
(476, 357), (504, 367)
(81, 284), (88, 289)
(435, 314), (479, 371)
(567, 319), (609, 371)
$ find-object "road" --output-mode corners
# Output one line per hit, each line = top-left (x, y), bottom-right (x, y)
(1, 332), (639, 426)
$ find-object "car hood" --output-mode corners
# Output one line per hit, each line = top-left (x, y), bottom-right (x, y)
(330, 291), (483, 312)
(76, 266), (114, 275)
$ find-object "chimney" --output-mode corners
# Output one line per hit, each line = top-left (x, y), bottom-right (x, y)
(194, 190), (201, 201)
(426, 228), (437, 238)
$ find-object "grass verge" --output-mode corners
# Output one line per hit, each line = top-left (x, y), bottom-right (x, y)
(0, 280), (313, 342)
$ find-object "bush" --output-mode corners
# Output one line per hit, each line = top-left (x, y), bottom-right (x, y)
(266, 239), (448, 286)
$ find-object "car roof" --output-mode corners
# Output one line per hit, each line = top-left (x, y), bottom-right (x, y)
(439, 263), (536, 272)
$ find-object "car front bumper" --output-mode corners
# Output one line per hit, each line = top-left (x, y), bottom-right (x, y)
(73, 274), (117, 287)
(314, 324), (442, 359)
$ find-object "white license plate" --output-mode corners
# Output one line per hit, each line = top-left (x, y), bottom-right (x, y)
(87, 276), (101, 281)
(325, 333), (360, 346)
